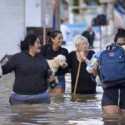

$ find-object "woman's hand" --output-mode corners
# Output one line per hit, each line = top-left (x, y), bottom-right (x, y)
(89, 67), (98, 76)
(76, 51), (89, 63)
(86, 61), (98, 76)
(48, 75), (56, 83)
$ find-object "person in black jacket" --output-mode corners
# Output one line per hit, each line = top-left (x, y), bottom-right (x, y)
(42, 31), (68, 95)
(82, 27), (95, 48)
(0, 34), (54, 105)
(67, 35), (96, 95)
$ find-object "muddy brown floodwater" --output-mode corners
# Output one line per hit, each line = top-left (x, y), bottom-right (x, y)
(0, 73), (125, 125)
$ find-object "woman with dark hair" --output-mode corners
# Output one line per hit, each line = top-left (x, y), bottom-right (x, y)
(114, 28), (125, 46)
(0, 34), (54, 105)
(42, 30), (68, 95)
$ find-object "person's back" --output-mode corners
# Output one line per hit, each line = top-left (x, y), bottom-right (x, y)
(87, 28), (125, 114)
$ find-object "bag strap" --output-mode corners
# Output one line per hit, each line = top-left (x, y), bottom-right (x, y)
(106, 43), (120, 51)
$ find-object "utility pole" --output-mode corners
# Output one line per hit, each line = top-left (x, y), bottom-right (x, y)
(41, 0), (47, 45)
(52, 0), (60, 30)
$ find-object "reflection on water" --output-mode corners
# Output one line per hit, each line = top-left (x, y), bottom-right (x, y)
(0, 73), (125, 125)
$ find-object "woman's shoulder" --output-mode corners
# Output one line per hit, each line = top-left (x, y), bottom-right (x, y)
(60, 47), (68, 54)
(41, 44), (52, 57)
(6, 52), (24, 63)
(61, 47), (68, 51)
(68, 51), (76, 58)
(69, 51), (75, 55)
(11, 52), (23, 58)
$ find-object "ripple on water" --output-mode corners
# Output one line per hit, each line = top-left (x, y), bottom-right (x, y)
(0, 74), (124, 125)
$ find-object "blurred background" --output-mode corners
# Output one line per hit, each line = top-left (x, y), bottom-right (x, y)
(0, 0), (125, 57)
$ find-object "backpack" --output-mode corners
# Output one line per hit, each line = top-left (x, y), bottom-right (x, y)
(99, 44), (125, 85)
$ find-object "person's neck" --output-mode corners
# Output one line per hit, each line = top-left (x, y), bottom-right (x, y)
(29, 49), (36, 57)
(52, 44), (60, 51)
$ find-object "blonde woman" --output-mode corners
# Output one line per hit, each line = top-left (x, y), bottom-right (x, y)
(67, 35), (96, 94)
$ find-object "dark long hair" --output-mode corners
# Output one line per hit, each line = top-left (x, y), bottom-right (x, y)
(114, 28), (125, 43)
(20, 34), (37, 51)
(47, 30), (62, 44)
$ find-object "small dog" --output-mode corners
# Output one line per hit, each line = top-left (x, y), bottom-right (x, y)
(47, 55), (68, 75)
(47, 55), (68, 93)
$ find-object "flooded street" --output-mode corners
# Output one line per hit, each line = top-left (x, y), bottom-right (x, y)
(0, 73), (124, 125)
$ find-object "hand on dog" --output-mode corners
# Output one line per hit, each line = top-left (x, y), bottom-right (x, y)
(48, 75), (56, 83)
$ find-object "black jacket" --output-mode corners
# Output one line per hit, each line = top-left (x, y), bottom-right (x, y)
(2, 52), (50, 95)
(67, 51), (96, 94)
(41, 44), (69, 76)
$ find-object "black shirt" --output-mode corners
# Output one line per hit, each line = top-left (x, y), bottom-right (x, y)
(2, 52), (50, 95)
(68, 51), (96, 94)
(82, 30), (95, 47)
(41, 44), (68, 75)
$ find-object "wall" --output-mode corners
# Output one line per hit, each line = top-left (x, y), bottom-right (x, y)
(0, 0), (25, 58)
(25, 0), (41, 27)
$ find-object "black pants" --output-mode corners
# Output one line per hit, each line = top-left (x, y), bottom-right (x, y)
(102, 85), (125, 109)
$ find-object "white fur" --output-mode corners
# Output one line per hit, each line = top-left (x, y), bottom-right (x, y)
(47, 55), (67, 84)
(47, 55), (67, 75)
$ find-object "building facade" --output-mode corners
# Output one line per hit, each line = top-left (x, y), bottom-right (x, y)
(0, 0), (60, 58)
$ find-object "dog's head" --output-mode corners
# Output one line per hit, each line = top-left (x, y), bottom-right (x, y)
(54, 55), (68, 68)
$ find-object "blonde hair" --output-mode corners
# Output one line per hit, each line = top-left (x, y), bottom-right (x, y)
(74, 35), (89, 46)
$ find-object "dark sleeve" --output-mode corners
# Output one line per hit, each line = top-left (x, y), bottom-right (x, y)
(2, 55), (17, 74)
(43, 59), (52, 79)
(41, 45), (48, 57)
(67, 52), (74, 72)
(64, 48), (69, 58)
(67, 53), (72, 69)
(61, 48), (68, 58)
(64, 48), (69, 64)
(64, 48), (69, 73)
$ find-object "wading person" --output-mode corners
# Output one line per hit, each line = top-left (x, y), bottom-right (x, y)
(67, 35), (96, 95)
(87, 28), (125, 114)
(42, 31), (68, 95)
(0, 34), (54, 105)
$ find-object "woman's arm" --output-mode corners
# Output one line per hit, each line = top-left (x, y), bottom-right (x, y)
(86, 53), (99, 76)
(1, 55), (16, 75)
(87, 66), (98, 76)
